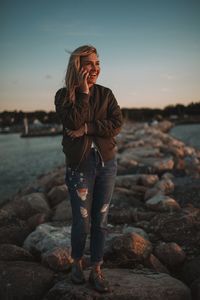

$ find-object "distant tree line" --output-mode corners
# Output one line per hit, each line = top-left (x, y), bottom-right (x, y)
(121, 102), (200, 122)
(0, 102), (200, 127)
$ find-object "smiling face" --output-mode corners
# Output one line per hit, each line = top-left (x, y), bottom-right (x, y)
(80, 52), (100, 87)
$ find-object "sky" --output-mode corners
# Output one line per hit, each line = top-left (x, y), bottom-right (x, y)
(1, 0), (200, 111)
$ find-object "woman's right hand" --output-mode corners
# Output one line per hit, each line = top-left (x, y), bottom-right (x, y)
(77, 67), (89, 94)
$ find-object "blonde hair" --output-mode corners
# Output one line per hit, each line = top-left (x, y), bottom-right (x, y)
(64, 45), (98, 102)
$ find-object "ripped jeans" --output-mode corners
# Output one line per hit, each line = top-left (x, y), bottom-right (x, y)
(65, 147), (117, 265)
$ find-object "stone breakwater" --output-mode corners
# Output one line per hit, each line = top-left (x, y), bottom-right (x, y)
(0, 121), (200, 300)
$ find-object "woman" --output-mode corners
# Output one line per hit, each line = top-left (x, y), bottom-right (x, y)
(55, 45), (123, 293)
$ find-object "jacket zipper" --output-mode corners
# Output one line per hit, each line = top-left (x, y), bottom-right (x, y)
(75, 135), (88, 171)
(94, 141), (105, 167)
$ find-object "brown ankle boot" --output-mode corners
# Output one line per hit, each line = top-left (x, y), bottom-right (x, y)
(89, 269), (110, 293)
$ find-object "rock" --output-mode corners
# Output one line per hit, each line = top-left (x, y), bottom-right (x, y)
(139, 174), (159, 187)
(141, 156), (174, 172)
(47, 184), (69, 207)
(2, 193), (51, 220)
(191, 277), (200, 300)
(145, 194), (181, 212)
(184, 155), (200, 176)
(117, 156), (139, 170)
(42, 247), (72, 271)
(150, 209), (200, 255)
(108, 207), (134, 225)
(115, 174), (141, 188)
(23, 223), (71, 256)
(161, 172), (175, 180)
(152, 120), (173, 132)
(122, 146), (161, 158)
(144, 253), (170, 274)
(0, 209), (18, 226)
(111, 187), (144, 208)
(45, 268), (191, 300)
(154, 242), (186, 269)
(104, 232), (152, 264)
(154, 178), (175, 194)
(0, 261), (54, 300)
(0, 244), (33, 261)
(172, 176), (200, 208)
(52, 200), (72, 222)
(27, 213), (50, 231)
(144, 187), (163, 200)
(122, 226), (149, 240)
(0, 222), (30, 246)
(180, 256), (200, 286)
(38, 168), (65, 192)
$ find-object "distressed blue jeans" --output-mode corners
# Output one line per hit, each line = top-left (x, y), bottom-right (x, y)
(65, 147), (117, 265)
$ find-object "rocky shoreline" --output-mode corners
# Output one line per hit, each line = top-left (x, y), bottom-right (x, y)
(0, 121), (200, 300)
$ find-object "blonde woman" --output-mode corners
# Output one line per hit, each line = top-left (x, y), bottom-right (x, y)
(55, 45), (123, 293)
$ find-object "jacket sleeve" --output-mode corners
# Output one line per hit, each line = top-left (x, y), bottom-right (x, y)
(86, 90), (123, 137)
(54, 88), (90, 130)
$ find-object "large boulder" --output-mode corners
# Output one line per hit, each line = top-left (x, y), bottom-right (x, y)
(154, 242), (186, 269)
(45, 268), (191, 300)
(47, 184), (69, 207)
(0, 261), (54, 300)
(2, 193), (51, 220)
(0, 221), (30, 246)
(42, 247), (72, 271)
(52, 200), (72, 222)
(23, 224), (71, 257)
(150, 208), (200, 256)
(104, 232), (152, 265)
(0, 244), (33, 261)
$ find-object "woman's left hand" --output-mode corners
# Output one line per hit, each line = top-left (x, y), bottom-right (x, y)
(66, 125), (85, 138)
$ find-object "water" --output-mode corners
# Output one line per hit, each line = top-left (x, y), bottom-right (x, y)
(170, 124), (200, 150)
(0, 133), (65, 203)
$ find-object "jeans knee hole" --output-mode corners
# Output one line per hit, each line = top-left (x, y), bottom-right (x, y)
(76, 188), (88, 201)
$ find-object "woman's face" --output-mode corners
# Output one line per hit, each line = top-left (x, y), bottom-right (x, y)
(80, 52), (100, 87)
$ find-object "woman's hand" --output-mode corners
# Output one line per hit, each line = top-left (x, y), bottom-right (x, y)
(66, 125), (85, 138)
(77, 67), (89, 94)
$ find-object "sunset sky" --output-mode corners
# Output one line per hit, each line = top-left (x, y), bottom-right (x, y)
(1, 0), (200, 111)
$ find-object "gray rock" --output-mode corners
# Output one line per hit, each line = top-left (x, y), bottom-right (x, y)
(44, 268), (191, 300)
(122, 226), (149, 240)
(23, 223), (71, 255)
(154, 178), (175, 194)
(145, 194), (181, 212)
(144, 187), (163, 201)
